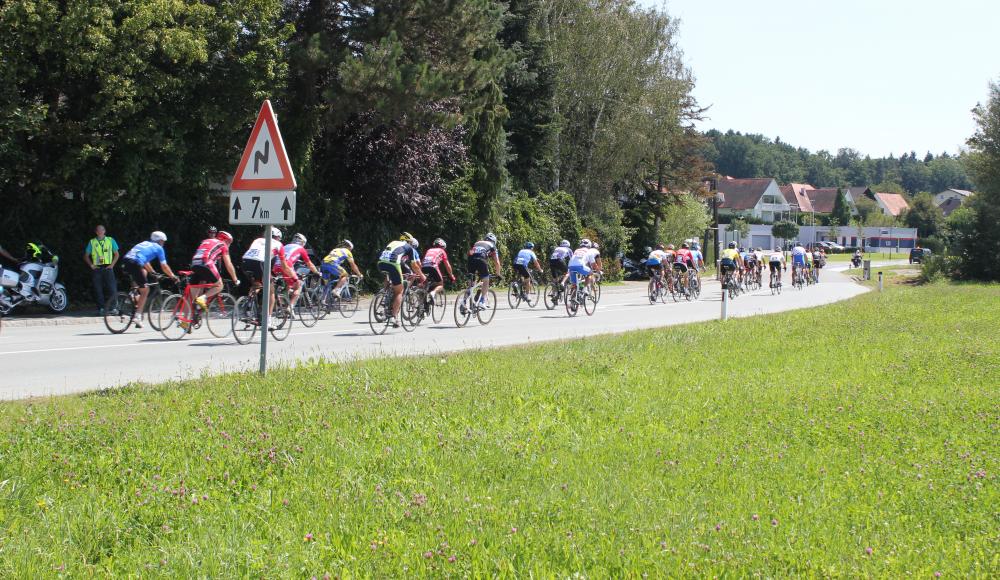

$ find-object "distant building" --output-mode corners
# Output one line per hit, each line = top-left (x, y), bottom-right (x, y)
(778, 183), (814, 213)
(933, 188), (974, 206)
(871, 192), (910, 217)
(938, 197), (964, 217)
(716, 177), (789, 223)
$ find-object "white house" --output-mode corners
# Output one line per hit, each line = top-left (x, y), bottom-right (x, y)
(933, 189), (974, 206)
(716, 178), (790, 223)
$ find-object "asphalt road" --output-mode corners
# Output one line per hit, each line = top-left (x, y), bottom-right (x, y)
(0, 261), (899, 400)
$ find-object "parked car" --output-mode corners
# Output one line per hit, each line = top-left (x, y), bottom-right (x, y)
(909, 248), (932, 264)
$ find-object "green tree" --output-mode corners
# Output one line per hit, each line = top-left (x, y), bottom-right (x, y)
(902, 192), (944, 238)
(831, 188), (852, 226)
(771, 221), (799, 247)
(731, 217), (750, 242)
(958, 80), (1000, 280)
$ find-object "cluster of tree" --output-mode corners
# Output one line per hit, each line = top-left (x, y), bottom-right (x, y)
(703, 130), (974, 195)
(1, 0), (706, 296)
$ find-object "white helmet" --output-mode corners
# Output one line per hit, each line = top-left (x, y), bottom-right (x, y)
(341, 239), (354, 250)
(271, 227), (282, 240)
(150, 231), (167, 243)
(592, 243), (600, 250)
(579, 238), (592, 248)
(560, 239), (570, 247)
(292, 233), (307, 245)
(485, 232), (498, 245)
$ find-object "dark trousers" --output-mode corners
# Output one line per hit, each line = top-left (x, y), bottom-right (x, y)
(92, 266), (117, 309)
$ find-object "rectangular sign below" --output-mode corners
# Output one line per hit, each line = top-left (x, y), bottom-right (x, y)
(229, 190), (296, 226)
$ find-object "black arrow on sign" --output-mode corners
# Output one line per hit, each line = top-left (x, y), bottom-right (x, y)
(281, 197), (292, 220)
(232, 196), (242, 219)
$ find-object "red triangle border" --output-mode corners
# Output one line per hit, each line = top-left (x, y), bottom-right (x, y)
(231, 100), (297, 191)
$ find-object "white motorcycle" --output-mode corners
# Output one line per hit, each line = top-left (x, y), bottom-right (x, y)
(0, 248), (69, 315)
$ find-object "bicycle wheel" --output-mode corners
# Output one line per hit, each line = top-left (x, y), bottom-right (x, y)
(369, 289), (392, 334)
(104, 292), (136, 334)
(507, 282), (521, 309)
(232, 295), (259, 344)
(206, 292), (236, 338)
(565, 285), (579, 317)
(648, 279), (658, 304)
(400, 288), (421, 332)
(583, 286), (597, 315)
(670, 274), (681, 302)
(544, 282), (559, 310)
(269, 292), (293, 341)
(594, 281), (602, 303)
(453, 289), (473, 328)
(146, 290), (169, 331)
(431, 290), (446, 323)
(690, 277), (701, 300)
(158, 294), (191, 341)
(475, 289), (497, 325)
(295, 287), (321, 328)
(525, 281), (541, 308)
(340, 284), (360, 318)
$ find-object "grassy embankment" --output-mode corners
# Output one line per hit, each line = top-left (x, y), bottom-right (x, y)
(0, 277), (996, 576)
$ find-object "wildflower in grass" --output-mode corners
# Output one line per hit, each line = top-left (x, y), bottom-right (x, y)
(934, 572), (941, 577)
(865, 547), (873, 555)
(448, 555), (457, 563)
(771, 518), (778, 526)
(470, 539), (477, 546)
(752, 514), (759, 521)
(424, 551), (433, 559)
(282, 498), (289, 506)
(511, 526), (518, 534)
(304, 533), (314, 542)
(715, 524), (722, 532)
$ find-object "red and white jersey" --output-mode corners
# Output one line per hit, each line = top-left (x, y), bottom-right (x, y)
(422, 247), (450, 269)
(192, 238), (228, 267)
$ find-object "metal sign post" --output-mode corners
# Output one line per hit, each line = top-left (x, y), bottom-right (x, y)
(721, 283), (729, 321)
(259, 227), (272, 375)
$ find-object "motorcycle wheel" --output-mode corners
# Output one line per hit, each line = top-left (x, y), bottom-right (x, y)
(47, 287), (69, 313)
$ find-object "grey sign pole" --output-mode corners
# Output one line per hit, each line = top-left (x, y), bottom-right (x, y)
(259, 225), (272, 375)
(721, 283), (729, 321)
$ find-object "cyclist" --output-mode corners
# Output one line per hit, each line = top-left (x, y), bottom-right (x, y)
(421, 238), (456, 301)
(278, 233), (319, 310)
(322, 240), (364, 302)
(790, 242), (808, 284)
(691, 243), (706, 280)
(812, 247), (825, 283)
(719, 241), (743, 287)
(742, 247), (757, 284)
(121, 231), (179, 328)
(190, 230), (239, 310)
(514, 242), (543, 299)
(467, 233), (501, 310)
(768, 247), (786, 286)
(673, 242), (696, 295)
(646, 244), (668, 287)
(549, 240), (572, 284)
(242, 227), (295, 318)
(568, 239), (602, 296)
(378, 232), (424, 327)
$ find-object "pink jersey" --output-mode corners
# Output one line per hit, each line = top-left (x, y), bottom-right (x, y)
(421, 247), (450, 269)
(192, 238), (228, 267)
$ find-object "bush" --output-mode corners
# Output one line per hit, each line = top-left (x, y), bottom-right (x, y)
(919, 254), (960, 283)
(493, 190), (583, 282)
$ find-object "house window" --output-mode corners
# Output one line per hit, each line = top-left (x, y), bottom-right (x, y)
(761, 211), (773, 222)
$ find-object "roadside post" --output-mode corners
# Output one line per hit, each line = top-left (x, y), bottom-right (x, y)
(229, 100), (297, 375)
(721, 280), (729, 321)
(878, 271), (883, 293)
(863, 260), (871, 280)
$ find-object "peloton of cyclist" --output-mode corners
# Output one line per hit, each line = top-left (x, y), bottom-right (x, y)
(768, 247), (786, 286)
(322, 240), (364, 301)
(467, 233), (502, 310)
(121, 231), (179, 328)
(514, 242), (543, 298)
(421, 238), (456, 301)
(549, 240), (572, 285)
(378, 233), (424, 327)
(190, 230), (240, 310)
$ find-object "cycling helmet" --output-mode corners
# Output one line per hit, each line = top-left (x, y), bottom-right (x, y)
(524, 242), (534, 249)
(579, 238), (591, 248)
(692, 242), (701, 251)
(207, 225), (218, 236)
(341, 239), (354, 250)
(271, 227), (282, 240)
(150, 231), (167, 243)
(410, 238), (419, 248)
(559, 239), (571, 248)
(292, 233), (307, 246)
(485, 232), (498, 245)
(681, 242), (689, 249)
(216, 231), (234, 244)
(433, 238), (446, 249)
(644, 246), (653, 254)
(728, 241), (737, 249)
(592, 243), (600, 250)
(654, 244), (663, 251)
(666, 244), (675, 250)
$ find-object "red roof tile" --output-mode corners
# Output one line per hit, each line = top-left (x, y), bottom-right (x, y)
(717, 178), (774, 211)
(805, 188), (840, 213)
(779, 183), (815, 212)
(874, 192), (909, 216)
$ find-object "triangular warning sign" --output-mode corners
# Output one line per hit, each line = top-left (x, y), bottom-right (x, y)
(231, 100), (297, 191)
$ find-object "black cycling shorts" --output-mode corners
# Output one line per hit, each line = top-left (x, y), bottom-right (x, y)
(673, 263), (689, 273)
(242, 259), (266, 284)
(123, 259), (147, 287)
(514, 264), (531, 279)
(467, 257), (490, 280)
(422, 266), (443, 285)
(813, 260), (823, 269)
(190, 264), (219, 285)
(378, 261), (403, 286)
(720, 259), (736, 273)
(769, 261), (782, 273)
(549, 259), (567, 277)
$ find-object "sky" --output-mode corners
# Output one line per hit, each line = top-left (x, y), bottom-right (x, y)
(638, 0), (1000, 157)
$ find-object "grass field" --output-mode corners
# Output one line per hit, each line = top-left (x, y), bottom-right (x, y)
(1, 279), (997, 576)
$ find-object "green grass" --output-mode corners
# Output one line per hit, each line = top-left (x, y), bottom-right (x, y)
(1, 282), (997, 577)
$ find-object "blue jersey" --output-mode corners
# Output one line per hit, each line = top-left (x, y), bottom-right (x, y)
(515, 249), (537, 267)
(691, 249), (703, 264)
(124, 241), (167, 266)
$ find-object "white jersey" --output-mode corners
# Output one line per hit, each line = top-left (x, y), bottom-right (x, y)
(242, 238), (282, 262)
(791, 246), (807, 257)
(769, 251), (784, 263)
(754, 250), (764, 262)
(569, 248), (599, 268)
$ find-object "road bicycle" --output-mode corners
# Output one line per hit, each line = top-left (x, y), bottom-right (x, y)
(407, 274), (447, 324)
(687, 269), (702, 300)
(769, 268), (783, 295)
(508, 270), (541, 309)
(292, 272), (322, 328)
(669, 267), (694, 302)
(564, 271), (598, 317)
(454, 273), (498, 327)
(103, 273), (174, 334)
(721, 267), (740, 300)
(369, 273), (418, 334)
(792, 264), (806, 290)
(157, 272), (237, 341)
(320, 274), (361, 319)
(232, 276), (294, 344)
(544, 276), (568, 310)
(647, 271), (667, 304)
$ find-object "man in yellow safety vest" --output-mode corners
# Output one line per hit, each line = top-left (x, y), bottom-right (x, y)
(84, 224), (120, 314)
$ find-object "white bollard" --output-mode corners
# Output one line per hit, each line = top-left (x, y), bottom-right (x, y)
(878, 271), (883, 293)
(721, 283), (729, 321)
